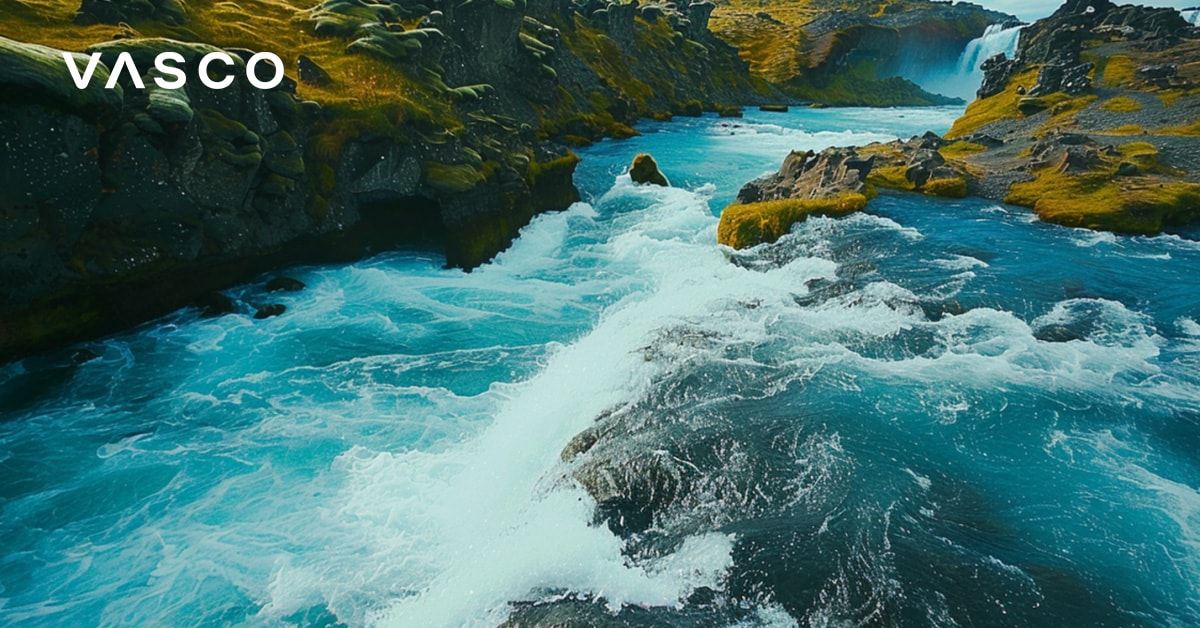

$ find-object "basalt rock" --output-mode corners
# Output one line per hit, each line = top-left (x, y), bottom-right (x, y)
(265, 277), (306, 293)
(1028, 62), (1094, 97)
(978, 52), (1020, 99)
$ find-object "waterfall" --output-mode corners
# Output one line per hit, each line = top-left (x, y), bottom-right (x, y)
(955, 23), (1024, 80)
(903, 23), (1023, 102)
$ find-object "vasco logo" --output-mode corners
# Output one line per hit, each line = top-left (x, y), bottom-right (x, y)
(62, 51), (285, 90)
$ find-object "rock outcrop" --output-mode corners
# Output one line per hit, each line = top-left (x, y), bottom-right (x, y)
(718, 1), (1200, 249)
(629, 154), (670, 187)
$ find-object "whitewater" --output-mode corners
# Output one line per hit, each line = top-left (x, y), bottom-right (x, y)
(2, 107), (1200, 627)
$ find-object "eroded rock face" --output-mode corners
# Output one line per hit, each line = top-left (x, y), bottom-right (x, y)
(978, 52), (1019, 99)
(735, 147), (875, 205)
(1028, 61), (1094, 97)
(1019, 0), (1191, 64)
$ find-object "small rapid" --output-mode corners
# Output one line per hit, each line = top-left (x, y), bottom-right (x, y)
(3, 107), (1200, 627)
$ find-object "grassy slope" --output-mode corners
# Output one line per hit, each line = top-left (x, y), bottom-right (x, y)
(2, 0), (449, 122)
(944, 37), (1200, 234)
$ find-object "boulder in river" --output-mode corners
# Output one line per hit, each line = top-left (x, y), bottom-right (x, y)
(266, 277), (306, 293)
(254, 304), (287, 319)
(629, 154), (670, 187)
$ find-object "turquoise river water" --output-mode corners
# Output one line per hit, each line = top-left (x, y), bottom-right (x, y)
(2, 107), (1199, 626)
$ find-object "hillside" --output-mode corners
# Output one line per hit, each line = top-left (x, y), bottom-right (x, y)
(0, 0), (770, 361)
(718, 0), (1200, 248)
(710, 0), (1013, 104)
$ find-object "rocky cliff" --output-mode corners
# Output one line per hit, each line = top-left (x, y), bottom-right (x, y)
(718, 0), (1200, 249)
(710, 0), (1014, 105)
(0, 0), (770, 362)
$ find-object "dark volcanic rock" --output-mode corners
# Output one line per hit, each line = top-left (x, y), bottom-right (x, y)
(1028, 62), (1094, 97)
(265, 277), (306, 293)
(195, 292), (236, 318)
(978, 52), (1020, 99)
(254, 304), (287, 319)
(297, 55), (332, 87)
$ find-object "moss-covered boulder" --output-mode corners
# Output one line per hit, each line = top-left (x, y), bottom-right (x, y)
(629, 153), (670, 186)
(718, 194), (868, 249)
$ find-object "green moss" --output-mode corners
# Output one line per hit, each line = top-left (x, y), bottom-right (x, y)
(1157, 120), (1200, 137)
(1100, 54), (1136, 88)
(528, 152), (581, 186)
(1101, 124), (1147, 135)
(423, 162), (485, 193)
(938, 141), (987, 160)
(1005, 167), (1200, 234)
(923, 177), (968, 198)
(947, 67), (1041, 139)
(1100, 96), (1142, 113)
(866, 166), (914, 191)
(1017, 93), (1072, 116)
(717, 194), (869, 249)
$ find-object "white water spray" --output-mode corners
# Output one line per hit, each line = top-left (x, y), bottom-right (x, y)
(909, 23), (1023, 102)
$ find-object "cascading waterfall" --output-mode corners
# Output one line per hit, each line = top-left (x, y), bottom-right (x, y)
(909, 22), (1024, 101)
(956, 23), (1024, 81)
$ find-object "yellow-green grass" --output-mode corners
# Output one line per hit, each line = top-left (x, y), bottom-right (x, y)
(1100, 54), (1136, 88)
(866, 166), (914, 191)
(1157, 120), (1200, 136)
(947, 67), (1041, 138)
(938, 141), (987, 160)
(1098, 124), (1147, 136)
(1005, 162), (1200, 234)
(923, 177), (968, 198)
(1100, 95), (1142, 113)
(1, 0), (444, 117)
(717, 194), (868, 249)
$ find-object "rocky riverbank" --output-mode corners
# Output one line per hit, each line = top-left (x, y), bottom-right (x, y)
(0, 0), (1017, 361)
(718, 0), (1200, 249)
(0, 0), (768, 362)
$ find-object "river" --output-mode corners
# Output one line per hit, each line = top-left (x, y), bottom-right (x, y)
(2, 106), (1199, 627)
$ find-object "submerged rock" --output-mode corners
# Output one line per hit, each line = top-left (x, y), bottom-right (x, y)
(629, 154), (670, 187)
(266, 277), (306, 293)
(254, 304), (287, 319)
(195, 292), (236, 318)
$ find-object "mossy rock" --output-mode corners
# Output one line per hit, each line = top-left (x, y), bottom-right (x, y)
(716, 104), (744, 118)
(629, 153), (669, 186)
(0, 36), (123, 117)
(922, 177), (968, 198)
(423, 161), (485, 193)
(75, 0), (188, 26)
(264, 131), (305, 178)
(1006, 168), (1200, 235)
(717, 194), (868, 249)
(347, 27), (444, 63)
(866, 165), (915, 191)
